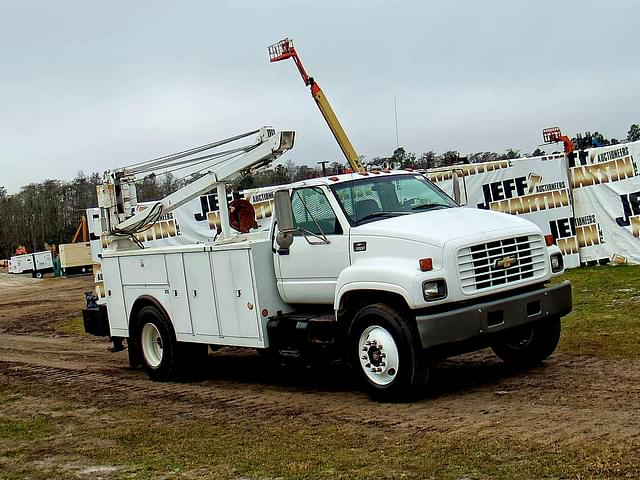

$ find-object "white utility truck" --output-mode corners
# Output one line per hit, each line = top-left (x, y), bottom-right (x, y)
(84, 127), (572, 401)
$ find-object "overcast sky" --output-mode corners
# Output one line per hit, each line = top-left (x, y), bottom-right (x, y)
(1, 0), (638, 193)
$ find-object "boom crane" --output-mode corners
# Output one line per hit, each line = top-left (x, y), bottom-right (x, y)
(97, 127), (295, 250)
(268, 38), (365, 173)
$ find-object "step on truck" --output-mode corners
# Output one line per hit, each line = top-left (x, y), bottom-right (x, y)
(83, 127), (572, 401)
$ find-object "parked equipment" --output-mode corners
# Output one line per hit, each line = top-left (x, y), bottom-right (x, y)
(8, 254), (33, 274)
(8, 250), (53, 278)
(543, 127), (575, 154)
(59, 242), (92, 275)
(84, 123), (571, 401)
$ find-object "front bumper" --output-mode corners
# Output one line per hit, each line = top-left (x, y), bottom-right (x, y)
(415, 281), (572, 348)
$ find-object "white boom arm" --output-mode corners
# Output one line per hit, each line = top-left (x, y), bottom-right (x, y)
(104, 128), (295, 244)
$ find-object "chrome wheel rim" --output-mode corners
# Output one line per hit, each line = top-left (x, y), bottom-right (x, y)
(358, 325), (399, 386)
(141, 323), (163, 368)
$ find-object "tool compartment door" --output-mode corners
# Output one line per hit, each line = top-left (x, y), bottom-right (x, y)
(211, 249), (260, 339)
(119, 255), (167, 286)
(165, 253), (194, 335)
(184, 252), (220, 336)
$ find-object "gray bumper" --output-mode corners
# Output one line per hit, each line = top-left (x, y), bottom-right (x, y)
(415, 281), (572, 349)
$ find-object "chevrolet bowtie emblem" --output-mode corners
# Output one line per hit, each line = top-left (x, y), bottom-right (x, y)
(495, 255), (517, 269)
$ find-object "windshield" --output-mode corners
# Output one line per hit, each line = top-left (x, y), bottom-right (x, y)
(330, 174), (457, 225)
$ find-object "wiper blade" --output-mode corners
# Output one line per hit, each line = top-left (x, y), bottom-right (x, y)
(357, 211), (408, 223)
(411, 203), (450, 211)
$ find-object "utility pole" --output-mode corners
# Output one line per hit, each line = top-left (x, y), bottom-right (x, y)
(394, 96), (399, 149)
(317, 160), (329, 176)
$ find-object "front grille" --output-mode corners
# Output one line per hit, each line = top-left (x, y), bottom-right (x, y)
(458, 235), (547, 294)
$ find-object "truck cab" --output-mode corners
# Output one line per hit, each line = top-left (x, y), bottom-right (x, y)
(269, 170), (571, 399)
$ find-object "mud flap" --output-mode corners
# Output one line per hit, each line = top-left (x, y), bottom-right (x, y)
(82, 305), (110, 337)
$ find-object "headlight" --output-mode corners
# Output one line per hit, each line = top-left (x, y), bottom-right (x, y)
(423, 279), (447, 301)
(550, 254), (563, 273)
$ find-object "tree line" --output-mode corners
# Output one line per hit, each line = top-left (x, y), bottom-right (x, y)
(0, 172), (182, 259)
(2, 123), (639, 259)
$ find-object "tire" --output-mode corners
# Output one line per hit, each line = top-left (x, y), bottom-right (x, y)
(349, 303), (428, 402)
(127, 336), (143, 368)
(35, 271), (43, 279)
(134, 305), (209, 380)
(136, 305), (183, 381)
(491, 317), (561, 367)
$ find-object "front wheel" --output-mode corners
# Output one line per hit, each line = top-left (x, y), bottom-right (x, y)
(349, 303), (428, 402)
(491, 317), (561, 367)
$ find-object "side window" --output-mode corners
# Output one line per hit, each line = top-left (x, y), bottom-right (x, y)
(291, 187), (342, 235)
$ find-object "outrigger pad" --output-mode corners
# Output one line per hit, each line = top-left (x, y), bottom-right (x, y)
(108, 337), (125, 353)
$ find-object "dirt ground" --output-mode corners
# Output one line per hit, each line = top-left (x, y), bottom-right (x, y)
(1, 271), (639, 479)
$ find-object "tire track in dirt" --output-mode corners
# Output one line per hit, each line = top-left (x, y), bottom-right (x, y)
(1, 333), (638, 446)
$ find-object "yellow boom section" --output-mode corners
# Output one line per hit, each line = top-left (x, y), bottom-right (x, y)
(269, 38), (365, 173)
(311, 87), (364, 172)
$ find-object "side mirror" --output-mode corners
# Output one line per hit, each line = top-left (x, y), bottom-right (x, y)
(274, 190), (294, 250)
(452, 170), (461, 204)
(451, 169), (467, 205)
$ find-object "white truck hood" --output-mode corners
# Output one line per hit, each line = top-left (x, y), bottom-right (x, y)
(351, 207), (538, 247)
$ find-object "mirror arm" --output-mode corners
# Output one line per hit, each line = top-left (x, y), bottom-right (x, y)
(299, 228), (331, 245)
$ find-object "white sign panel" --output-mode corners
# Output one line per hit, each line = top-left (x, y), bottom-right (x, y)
(569, 142), (640, 265)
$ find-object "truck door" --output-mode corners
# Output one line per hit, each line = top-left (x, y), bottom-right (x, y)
(275, 186), (349, 304)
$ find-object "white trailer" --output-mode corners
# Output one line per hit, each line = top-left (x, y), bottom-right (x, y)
(84, 127), (572, 401)
(32, 251), (54, 278)
(8, 253), (34, 275)
(8, 251), (53, 278)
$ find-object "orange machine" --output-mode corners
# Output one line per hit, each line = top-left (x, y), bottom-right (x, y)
(543, 127), (575, 154)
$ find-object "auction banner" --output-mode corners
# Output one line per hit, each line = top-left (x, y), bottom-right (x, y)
(428, 154), (581, 268)
(569, 141), (640, 264)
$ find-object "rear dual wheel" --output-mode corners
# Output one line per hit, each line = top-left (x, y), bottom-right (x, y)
(350, 303), (428, 402)
(134, 305), (207, 381)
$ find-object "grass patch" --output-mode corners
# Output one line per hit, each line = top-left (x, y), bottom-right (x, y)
(554, 265), (640, 358)
(97, 416), (636, 479)
(53, 316), (85, 335)
(0, 389), (637, 480)
(0, 389), (23, 405)
(0, 416), (56, 441)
